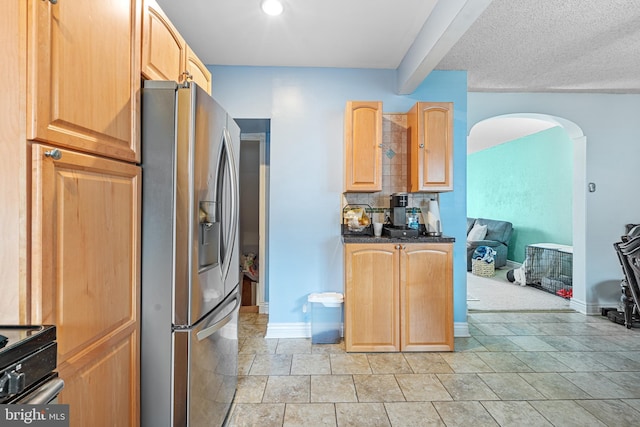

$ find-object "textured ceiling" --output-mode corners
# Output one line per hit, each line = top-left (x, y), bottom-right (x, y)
(156, 0), (640, 93)
(436, 0), (640, 93)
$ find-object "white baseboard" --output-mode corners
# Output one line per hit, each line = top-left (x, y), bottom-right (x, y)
(258, 302), (269, 314)
(454, 322), (470, 338)
(265, 322), (469, 339)
(570, 299), (617, 315)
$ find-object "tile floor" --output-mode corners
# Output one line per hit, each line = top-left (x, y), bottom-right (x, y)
(226, 311), (640, 426)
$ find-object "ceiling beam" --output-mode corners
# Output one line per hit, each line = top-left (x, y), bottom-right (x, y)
(396, 0), (493, 95)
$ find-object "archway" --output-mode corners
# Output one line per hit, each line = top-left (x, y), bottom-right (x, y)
(468, 113), (587, 313)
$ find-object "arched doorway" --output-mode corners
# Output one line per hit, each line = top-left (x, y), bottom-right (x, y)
(468, 113), (587, 312)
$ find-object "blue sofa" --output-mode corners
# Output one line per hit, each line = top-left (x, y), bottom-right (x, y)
(467, 217), (514, 271)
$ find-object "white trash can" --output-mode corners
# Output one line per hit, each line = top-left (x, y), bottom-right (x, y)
(307, 292), (343, 344)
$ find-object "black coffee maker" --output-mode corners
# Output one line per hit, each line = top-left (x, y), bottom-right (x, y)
(389, 193), (408, 227)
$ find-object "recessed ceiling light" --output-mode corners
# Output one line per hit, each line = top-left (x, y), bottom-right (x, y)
(261, 0), (283, 16)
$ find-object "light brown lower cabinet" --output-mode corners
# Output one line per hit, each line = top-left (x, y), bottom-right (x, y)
(31, 144), (141, 426)
(344, 243), (453, 352)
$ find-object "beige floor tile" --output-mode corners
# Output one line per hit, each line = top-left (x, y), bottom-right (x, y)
(518, 372), (591, 399)
(473, 323), (517, 336)
(335, 402), (390, 427)
(311, 375), (357, 403)
(283, 403), (337, 427)
(506, 336), (558, 352)
(575, 399), (640, 427)
(476, 352), (533, 372)
(548, 351), (612, 372)
(436, 373), (499, 401)
(561, 372), (637, 399)
(394, 373), (452, 401)
(238, 353), (256, 376)
(475, 335), (525, 352)
(249, 354), (292, 375)
(384, 402), (445, 426)
(353, 374), (404, 402)
(312, 342), (346, 354)
(291, 354), (331, 375)
(262, 375), (310, 403)
(502, 322), (548, 336)
(452, 336), (488, 352)
(432, 401), (499, 427)
(591, 351), (640, 371)
(440, 352), (494, 373)
(600, 371), (640, 395)
(477, 373), (545, 400)
(226, 403), (285, 427)
(240, 337), (278, 354)
(367, 353), (412, 374)
(535, 335), (591, 351)
(480, 401), (553, 427)
(529, 400), (607, 426)
(511, 351), (573, 372)
(330, 354), (372, 375)
(276, 338), (312, 354)
(235, 375), (267, 403)
(403, 353), (454, 373)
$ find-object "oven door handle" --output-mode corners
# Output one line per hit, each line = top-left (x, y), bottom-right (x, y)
(16, 378), (64, 404)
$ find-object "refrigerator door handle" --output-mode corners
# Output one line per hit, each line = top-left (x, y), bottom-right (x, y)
(217, 128), (239, 283)
(196, 293), (240, 341)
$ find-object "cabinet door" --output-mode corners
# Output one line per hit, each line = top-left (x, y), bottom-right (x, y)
(27, 0), (140, 162)
(141, 0), (186, 83)
(400, 243), (453, 351)
(186, 45), (212, 95)
(31, 144), (141, 426)
(408, 102), (453, 192)
(344, 244), (399, 352)
(344, 101), (383, 192)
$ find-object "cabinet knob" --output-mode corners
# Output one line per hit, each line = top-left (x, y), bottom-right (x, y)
(419, 143), (424, 149)
(395, 245), (401, 250)
(44, 149), (62, 160)
(43, 0), (58, 4)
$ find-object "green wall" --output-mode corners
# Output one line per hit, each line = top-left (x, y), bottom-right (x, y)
(467, 126), (573, 263)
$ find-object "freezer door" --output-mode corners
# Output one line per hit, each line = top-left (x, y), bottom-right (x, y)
(173, 287), (240, 427)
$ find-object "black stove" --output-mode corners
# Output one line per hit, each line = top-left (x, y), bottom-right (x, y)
(0, 325), (59, 404)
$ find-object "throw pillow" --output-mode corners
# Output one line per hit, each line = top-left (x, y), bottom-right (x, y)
(467, 223), (488, 242)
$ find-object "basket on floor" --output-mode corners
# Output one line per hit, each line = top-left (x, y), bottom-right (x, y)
(472, 259), (495, 277)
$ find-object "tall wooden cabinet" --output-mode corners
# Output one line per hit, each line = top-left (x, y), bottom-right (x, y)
(3, 1), (142, 425)
(344, 101), (383, 192)
(142, 0), (212, 94)
(344, 243), (453, 352)
(31, 145), (141, 426)
(407, 102), (454, 192)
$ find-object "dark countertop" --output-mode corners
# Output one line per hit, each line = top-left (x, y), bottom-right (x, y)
(342, 234), (455, 244)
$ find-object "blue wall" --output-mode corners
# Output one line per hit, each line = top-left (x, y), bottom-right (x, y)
(468, 126), (573, 263)
(209, 67), (469, 326)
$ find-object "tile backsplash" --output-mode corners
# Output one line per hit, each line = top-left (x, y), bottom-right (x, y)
(342, 113), (437, 225)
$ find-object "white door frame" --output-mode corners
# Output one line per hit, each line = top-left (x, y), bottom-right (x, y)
(241, 132), (269, 313)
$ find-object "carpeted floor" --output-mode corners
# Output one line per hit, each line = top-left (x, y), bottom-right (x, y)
(467, 268), (572, 311)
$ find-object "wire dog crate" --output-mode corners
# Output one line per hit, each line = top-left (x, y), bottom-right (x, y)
(524, 243), (573, 297)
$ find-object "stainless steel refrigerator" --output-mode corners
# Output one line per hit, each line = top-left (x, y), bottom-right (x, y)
(140, 80), (240, 426)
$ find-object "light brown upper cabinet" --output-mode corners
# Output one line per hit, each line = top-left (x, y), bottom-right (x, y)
(407, 102), (453, 192)
(27, 0), (141, 163)
(344, 101), (383, 192)
(186, 45), (212, 94)
(142, 0), (212, 94)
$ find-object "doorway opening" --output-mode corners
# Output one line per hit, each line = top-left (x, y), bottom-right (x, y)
(466, 113), (586, 312)
(236, 119), (270, 314)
